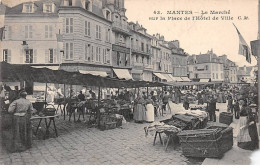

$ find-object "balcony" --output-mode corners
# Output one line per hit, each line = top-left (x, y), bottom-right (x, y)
(131, 44), (151, 56)
(112, 21), (131, 36)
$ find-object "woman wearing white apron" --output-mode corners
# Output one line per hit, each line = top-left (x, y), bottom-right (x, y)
(145, 96), (154, 122)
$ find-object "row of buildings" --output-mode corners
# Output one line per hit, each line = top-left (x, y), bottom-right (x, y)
(0, 0), (256, 85)
(188, 50), (257, 84)
(0, 0), (188, 83)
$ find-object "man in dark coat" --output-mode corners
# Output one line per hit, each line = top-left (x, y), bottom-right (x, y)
(207, 94), (217, 122)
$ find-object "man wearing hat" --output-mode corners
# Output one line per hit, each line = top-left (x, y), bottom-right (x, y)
(8, 90), (33, 152)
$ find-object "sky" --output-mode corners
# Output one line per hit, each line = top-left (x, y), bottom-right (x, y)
(1, 0), (259, 66)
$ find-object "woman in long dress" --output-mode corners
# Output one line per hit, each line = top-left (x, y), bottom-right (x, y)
(133, 94), (146, 123)
(145, 95), (154, 123)
(237, 99), (259, 150)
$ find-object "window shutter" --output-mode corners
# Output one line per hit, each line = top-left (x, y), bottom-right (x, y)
(34, 49), (37, 63)
(54, 49), (57, 63)
(20, 49), (24, 63)
(45, 49), (49, 63)
(7, 50), (11, 63)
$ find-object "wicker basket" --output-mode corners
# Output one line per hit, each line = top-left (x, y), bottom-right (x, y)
(177, 126), (233, 158)
(42, 104), (56, 116)
(219, 112), (233, 125)
(99, 122), (117, 131)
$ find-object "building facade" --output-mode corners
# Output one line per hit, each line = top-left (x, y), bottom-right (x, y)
(129, 21), (152, 81)
(219, 55), (238, 84)
(0, 0), (62, 65)
(188, 50), (224, 82)
(58, 0), (113, 76)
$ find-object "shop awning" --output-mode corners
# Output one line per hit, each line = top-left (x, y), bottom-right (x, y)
(153, 73), (167, 80)
(79, 70), (108, 77)
(181, 77), (191, 82)
(162, 74), (174, 82)
(31, 66), (60, 71)
(113, 68), (133, 80)
(176, 77), (183, 82)
(168, 74), (178, 82)
(200, 79), (210, 82)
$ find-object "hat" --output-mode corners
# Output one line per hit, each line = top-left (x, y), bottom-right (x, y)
(19, 90), (27, 96)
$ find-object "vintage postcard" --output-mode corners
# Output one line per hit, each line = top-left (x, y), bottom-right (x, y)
(0, 0), (259, 166)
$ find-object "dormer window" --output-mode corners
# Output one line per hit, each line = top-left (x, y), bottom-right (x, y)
(64, 0), (72, 6)
(84, 0), (90, 10)
(106, 10), (111, 20)
(43, 2), (54, 13)
(23, 3), (33, 13)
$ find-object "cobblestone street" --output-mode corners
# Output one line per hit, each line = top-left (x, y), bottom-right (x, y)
(0, 102), (227, 165)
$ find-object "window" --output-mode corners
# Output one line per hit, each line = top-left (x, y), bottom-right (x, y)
(66, 18), (73, 34)
(194, 66), (197, 71)
(91, 46), (94, 61)
(64, 0), (72, 6)
(45, 25), (53, 38)
(106, 49), (110, 63)
(146, 44), (149, 53)
(106, 29), (110, 42)
(85, 44), (90, 61)
(205, 65), (208, 70)
(96, 47), (101, 62)
(25, 4), (33, 13)
(45, 4), (53, 13)
(216, 73), (218, 79)
(141, 43), (144, 52)
(65, 43), (73, 60)
(85, 21), (90, 36)
(84, 0), (90, 10)
(212, 73), (215, 79)
(25, 25), (32, 39)
(25, 49), (33, 63)
(49, 49), (54, 63)
(106, 10), (111, 20)
(3, 49), (8, 62)
(96, 25), (101, 39)
(103, 49), (106, 63)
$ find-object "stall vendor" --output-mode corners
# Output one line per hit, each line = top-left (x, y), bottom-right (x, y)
(145, 95), (154, 123)
(133, 94), (146, 123)
(7, 90), (33, 152)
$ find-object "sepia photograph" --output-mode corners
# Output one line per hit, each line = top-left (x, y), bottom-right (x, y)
(0, 0), (260, 165)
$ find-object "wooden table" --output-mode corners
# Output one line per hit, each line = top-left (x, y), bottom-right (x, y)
(30, 114), (59, 138)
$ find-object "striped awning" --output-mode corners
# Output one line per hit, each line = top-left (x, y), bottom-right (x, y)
(200, 79), (210, 82)
(32, 66), (60, 71)
(181, 77), (191, 82)
(113, 68), (133, 80)
(79, 70), (108, 77)
(153, 73), (167, 80)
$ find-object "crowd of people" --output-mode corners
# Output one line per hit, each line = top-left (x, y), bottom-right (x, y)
(1, 83), (259, 151)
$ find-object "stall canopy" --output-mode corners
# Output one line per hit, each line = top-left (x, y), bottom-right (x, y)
(113, 68), (133, 80)
(153, 73), (167, 80)
(200, 79), (210, 82)
(181, 77), (191, 82)
(0, 62), (167, 88)
(79, 70), (108, 77)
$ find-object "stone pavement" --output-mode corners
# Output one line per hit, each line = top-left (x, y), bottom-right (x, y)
(0, 103), (204, 165)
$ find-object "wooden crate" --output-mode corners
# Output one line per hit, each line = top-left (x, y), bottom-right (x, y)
(177, 126), (233, 158)
(219, 112), (233, 125)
